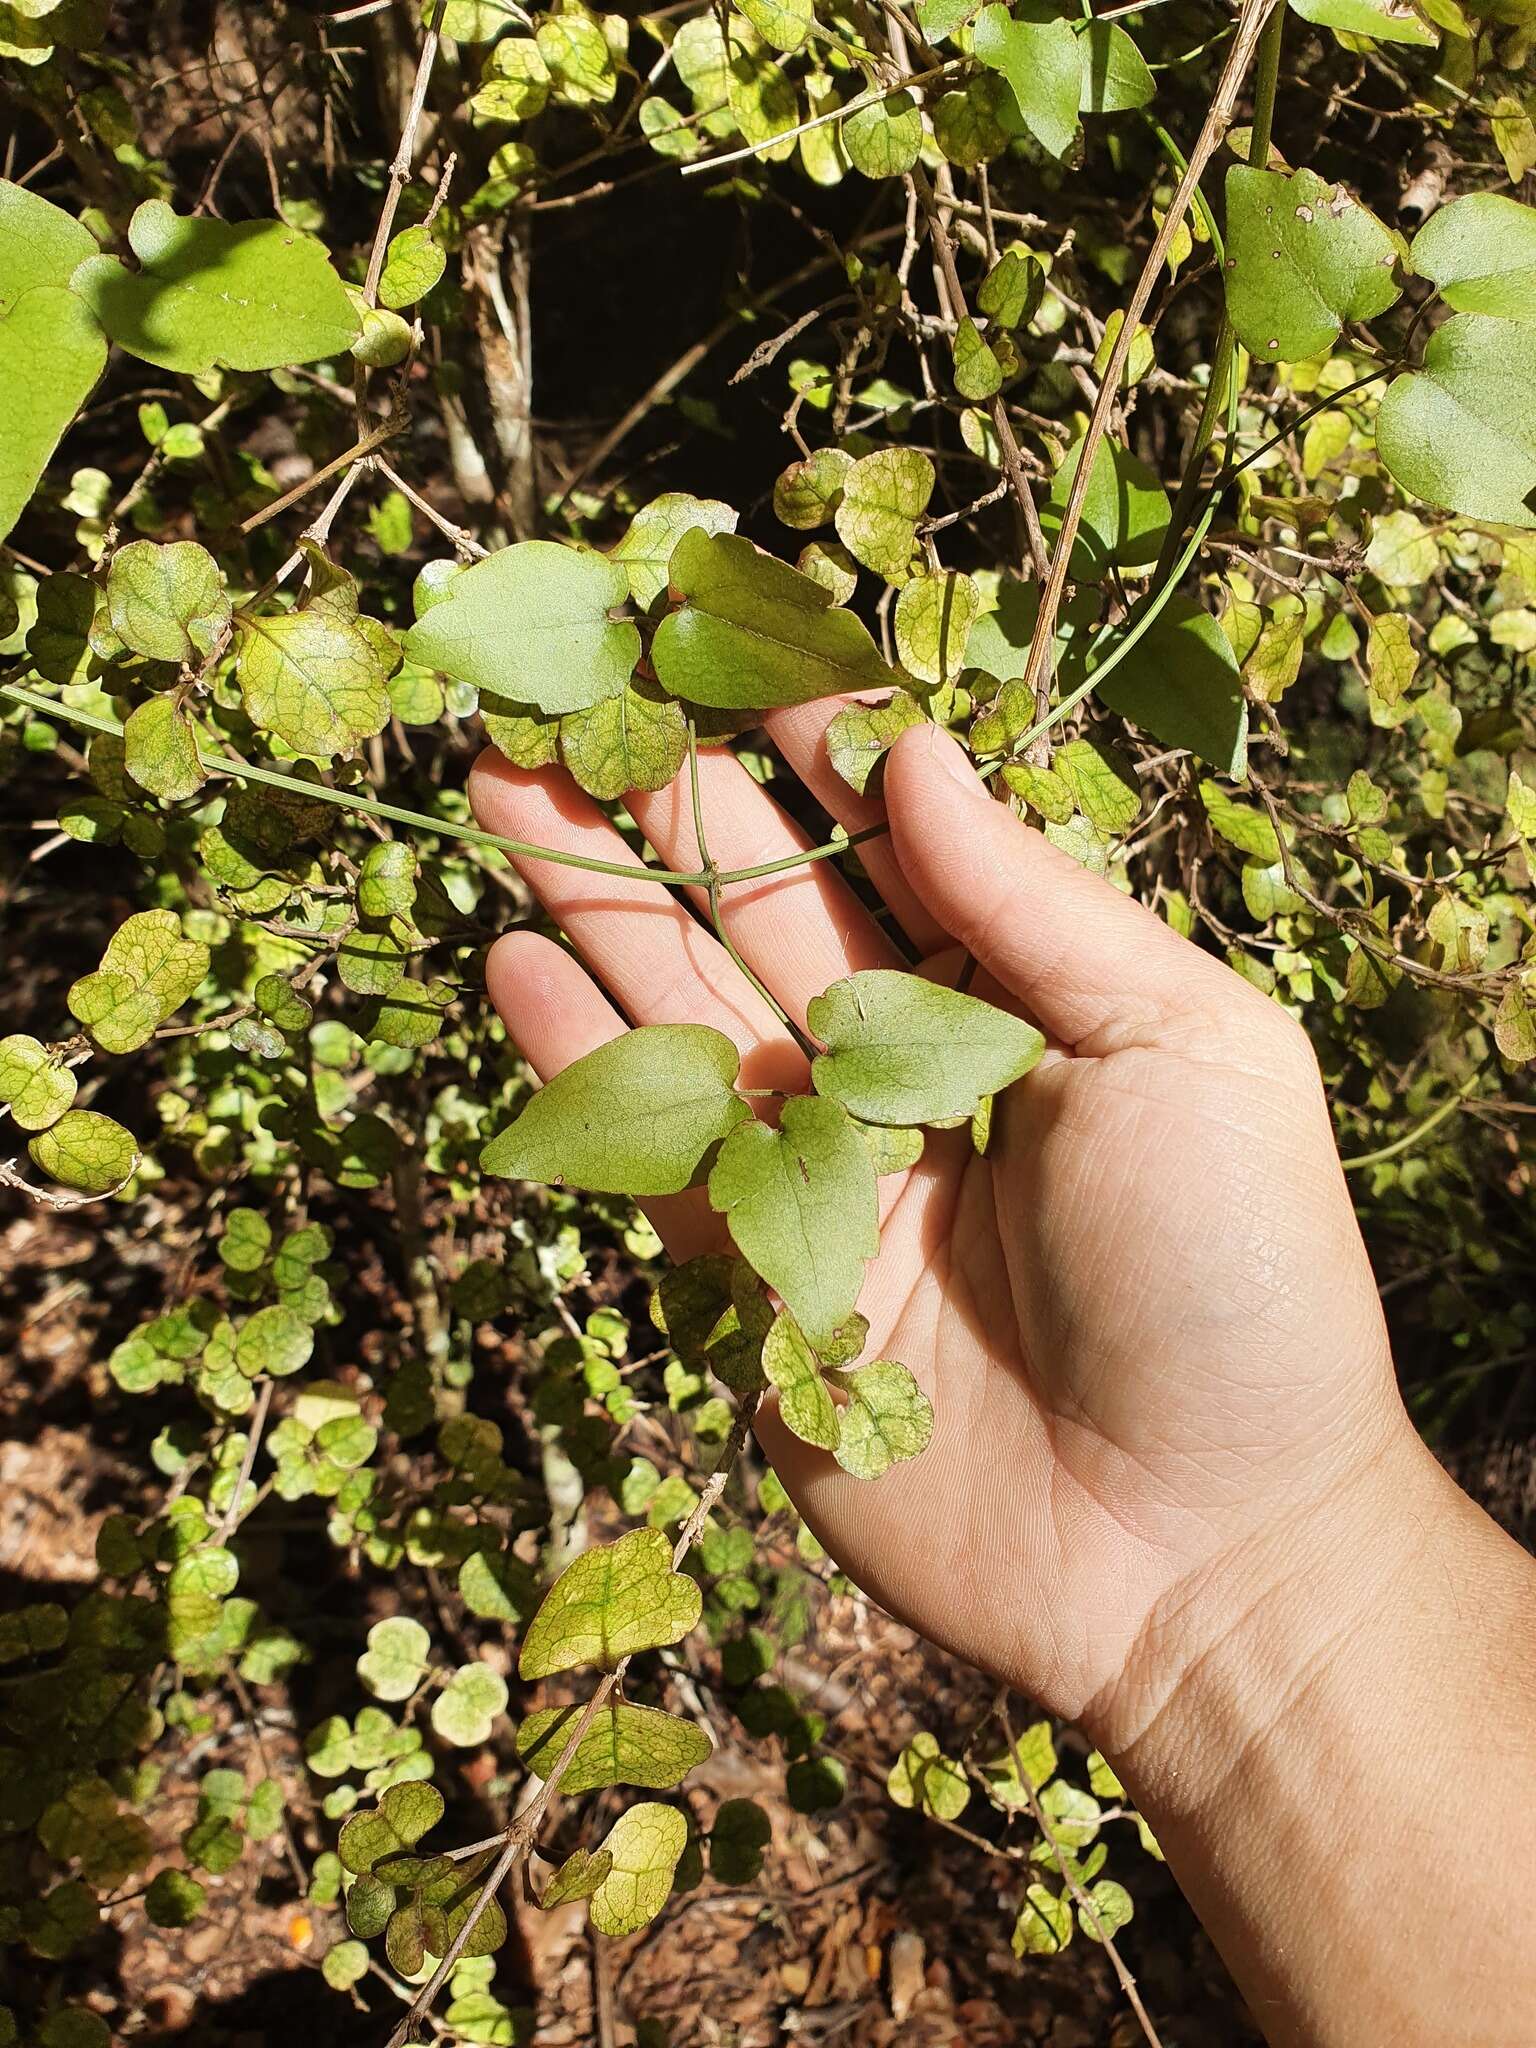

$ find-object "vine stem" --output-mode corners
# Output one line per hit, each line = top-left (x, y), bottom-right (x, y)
(997, 1697), (1165, 2048)
(1016, 0), (1283, 715)
(362, 0), (450, 307)
(384, 1396), (761, 2048)
(1154, 0), (1285, 578)
(681, 62), (958, 175)
(1340, 1077), (1479, 1173)
(0, 682), (887, 892)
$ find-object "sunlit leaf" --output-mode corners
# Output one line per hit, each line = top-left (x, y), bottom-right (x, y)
(809, 968), (1043, 1125)
(519, 1528), (702, 1679)
(588, 1803), (688, 1937)
(1224, 166), (1400, 363)
(516, 1701), (711, 1792)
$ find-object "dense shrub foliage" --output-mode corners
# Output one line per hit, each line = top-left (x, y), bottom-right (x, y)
(1, 0), (1534, 2039)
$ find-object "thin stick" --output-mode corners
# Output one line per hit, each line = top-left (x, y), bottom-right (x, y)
(1016, 0), (1282, 715)
(362, 0), (449, 307)
(998, 1698), (1166, 2048)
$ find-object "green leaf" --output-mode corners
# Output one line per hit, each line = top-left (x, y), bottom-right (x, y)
(321, 1938), (370, 1991)
(888, 1731), (969, 1818)
(1199, 777), (1281, 861)
(338, 1782), (445, 1874)
(0, 179), (100, 316)
(709, 1798), (772, 1884)
(480, 696), (559, 769)
(519, 1527), (703, 1679)
(403, 540), (639, 714)
(736, 0), (813, 51)
(459, 1547), (539, 1622)
(773, 448), (854, 530)
(833, 449), (935, 585)
(236, 551), (398, 758)
(1224, 166), (1400, 364)
(1097, 594), (1248, 778)
(124, 696), (205, 801)
(972, 5), (1081, 160)
(71, 202), (360, 373)
(538, 10), (618, 103)
(1409, 194), (1536, 326)
(1042, 437), (1169, 578)
(842, 89), (923, 178)
(1013, 1882), (1072, 1955)
(894, 571), (980, 686)
(516, 1701), (712, 1792)
(378, 224), (445, 310)
(650, 529), (896, 709)
(589, 1803), (689, 1937)
(832, 1359), (934, 1479)
(1376, 314), (1536, 526)
(482, 1024), (748, 1197)
(708, 1096), (878, 1347)
(808, 968), (1044, 1126)
(1077, 20), (1154, 111)
(0, 1033), (75, 1132)
(107, 540), (228, 663)
(541, 1846), (613, 1908)
(1288, 0), (1437, 45)
(234, 1303), (313, 1377)
(68, 909), (208, 1052)
(952, 316), (1003, 400)
(357, 1616), (431, 1702)
(144, 1868), (205, 1928)
(431, 1661), (509, 1746)
(559, 677), (688, 800)
(0, 285), (107, 545)
(761, 1309), (840, 1450)
(977, 248), (1044, 329)
(611, 492), (737, 608)
(825, 688), (926, 795)
(1494, 980), (1536, 1063)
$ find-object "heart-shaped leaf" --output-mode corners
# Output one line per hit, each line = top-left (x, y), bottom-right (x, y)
(541, 1847), (613, 1908)
(71, 201), (360, 373)
(1096, 594), (1248, 777)
(651, 529), (896, 708)
(559, 676), (688, 800)
(107, 540), (228, 663)
(0, 286), (106, 545)
(1409, 193), (1536, 326)
(236, 553), (398, 758)
(611, 492), (737, 609)
(708, 1096), (878, 1347)
(480, 1024), (749, 1197)
(809, 969), (1044, 1126)
(1375, 313), (1536, 528)
(519, 1527), (703, 1679)
(972, 5), (1081, 160)
(402, 540), (639, 713)
(1224, 165), (1400, 364)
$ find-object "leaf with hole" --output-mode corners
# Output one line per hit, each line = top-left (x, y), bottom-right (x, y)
(1288, 0), (1437, 46)
(519, 1527), (703, 1679)
(1224, 166), (1400, 364)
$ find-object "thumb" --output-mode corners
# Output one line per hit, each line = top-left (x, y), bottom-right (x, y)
(883, 722), (1264, 1054)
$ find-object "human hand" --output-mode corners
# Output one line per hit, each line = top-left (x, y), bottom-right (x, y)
(468, 708), (1411, 1752)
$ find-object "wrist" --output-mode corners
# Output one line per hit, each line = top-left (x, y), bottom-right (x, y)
(1084, 1410), (1445, 1790)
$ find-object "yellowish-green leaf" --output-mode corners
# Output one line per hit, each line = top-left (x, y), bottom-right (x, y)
(611, 492), (737, 608)
(832, 1358), (933, 1478)
(124, 695), (205, 801)
(516, 1701), (712, 1792)
(28, 1109), (137, 1194)
(761, 1309), (840, 1450)
(0, 1033), (75, 1132)
(236, 554), (397, 757)
(588, 1803), (688, 1937)
(834, 448), (934, 584)
(808, 968), (1044, 1126)
(481, 1023), (750, 1197)
(520, 1527), (702, 1679)
(68, 908), (208, 1052)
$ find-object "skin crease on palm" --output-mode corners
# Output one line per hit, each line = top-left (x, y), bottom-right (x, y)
(464, 704), (1403, 1744)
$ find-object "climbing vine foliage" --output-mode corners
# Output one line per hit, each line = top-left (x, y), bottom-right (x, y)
(1, 0), (1535, 2041)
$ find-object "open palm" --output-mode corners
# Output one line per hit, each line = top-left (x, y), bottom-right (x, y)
(469, 709), (1401, 1740)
